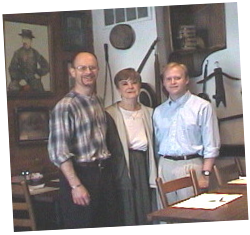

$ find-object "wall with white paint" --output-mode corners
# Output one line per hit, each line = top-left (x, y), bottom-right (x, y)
(189, 2), (244, 144)
(92, 7), (158, 106)
(92, 3), (244, 145)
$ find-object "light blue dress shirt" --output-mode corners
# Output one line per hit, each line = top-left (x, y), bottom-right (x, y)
(153, 91), (220, 159)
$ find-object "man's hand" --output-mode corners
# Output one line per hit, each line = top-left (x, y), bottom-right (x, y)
(199, 158), (215, 189)
(198, 175), (209, 189)
(60, 160), (91, 206)
(71, 184), (91, 206)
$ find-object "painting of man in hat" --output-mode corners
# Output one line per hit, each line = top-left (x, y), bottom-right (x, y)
(7, 29), (50, 92)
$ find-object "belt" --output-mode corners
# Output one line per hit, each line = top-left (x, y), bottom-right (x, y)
(77, 158), (110, 168)
(129, 149), (146, 153)
(162, 154), (201, 161)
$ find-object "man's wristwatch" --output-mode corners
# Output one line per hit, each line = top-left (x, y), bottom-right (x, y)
(202, 170), (211, 176)
(71, 184), (82, 189)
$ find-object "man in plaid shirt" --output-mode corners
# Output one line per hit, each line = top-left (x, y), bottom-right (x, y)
(48, 52), (117, 229)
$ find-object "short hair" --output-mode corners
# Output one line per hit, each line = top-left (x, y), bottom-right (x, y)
(114, 68), (141, 88)
(71, 52), (98, 68)
(162, 62), (189, 79)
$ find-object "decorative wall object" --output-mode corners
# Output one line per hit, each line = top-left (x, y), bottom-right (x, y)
(139, 83), (157, 108)
(109, 24), (136, 49)
(197, 62), (241, 107)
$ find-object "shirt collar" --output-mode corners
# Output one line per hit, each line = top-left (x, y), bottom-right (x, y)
(167, 90), (191, 106)
(70, 90), (96, 100)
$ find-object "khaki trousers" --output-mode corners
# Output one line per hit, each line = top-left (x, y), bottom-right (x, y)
(158, 157), (202, 206)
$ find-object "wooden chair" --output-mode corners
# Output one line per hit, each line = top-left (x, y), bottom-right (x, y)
(235, 157), (245, 176)
(156, 169), (200, 208)
(12, 180), (37, 231)
(213, 157), (245, 187)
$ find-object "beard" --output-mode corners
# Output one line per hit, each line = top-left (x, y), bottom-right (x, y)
(80, 75), (96, 87)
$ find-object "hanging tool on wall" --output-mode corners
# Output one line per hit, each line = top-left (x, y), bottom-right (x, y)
(136, 38), (160, 108)
(197, 60), (211, 102)
(154, 50), (161, 106)
(197, 61), (241, 107)
(103, 43), (114, 105)
(137, 38), (158, 74)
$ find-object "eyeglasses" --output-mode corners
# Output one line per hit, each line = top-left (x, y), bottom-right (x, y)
(74, 65), (98, 72)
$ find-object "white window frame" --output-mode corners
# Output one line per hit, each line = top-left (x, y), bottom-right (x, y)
(104, 7), (152, 27)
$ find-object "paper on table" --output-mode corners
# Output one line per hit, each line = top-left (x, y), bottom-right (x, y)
(172, 193), (242, 210)
(29, 186), (59, 195)
(227, 177), (247, 185)
(29, 183), (45, 191)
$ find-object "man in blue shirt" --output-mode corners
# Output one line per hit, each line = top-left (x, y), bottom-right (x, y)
(153, 62), (220, 206)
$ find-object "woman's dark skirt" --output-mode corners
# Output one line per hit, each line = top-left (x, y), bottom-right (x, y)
(117, 149), (151, 226)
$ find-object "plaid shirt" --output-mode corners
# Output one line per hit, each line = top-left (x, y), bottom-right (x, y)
(48, 91), (110, 167)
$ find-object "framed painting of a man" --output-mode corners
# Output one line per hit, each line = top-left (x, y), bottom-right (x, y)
(4, 21), (52, 97)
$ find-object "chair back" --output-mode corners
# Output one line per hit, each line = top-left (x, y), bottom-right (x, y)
(156, 169), (199, 208)
(12, 180), (37, 231)
(235, 157), (245, 176)
(213, 157), (244, 187)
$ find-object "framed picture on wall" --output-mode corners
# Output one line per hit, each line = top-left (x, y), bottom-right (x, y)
(3, 20), (53, 97)
(15, 107), (50, 144)
(62, 11), (89, 51)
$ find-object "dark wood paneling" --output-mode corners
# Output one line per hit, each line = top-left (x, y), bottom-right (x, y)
(220, 144), (245, 157)
(4, 11), (93, 175)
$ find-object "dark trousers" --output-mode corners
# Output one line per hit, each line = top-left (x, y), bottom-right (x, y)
(59, 158), (118, 229)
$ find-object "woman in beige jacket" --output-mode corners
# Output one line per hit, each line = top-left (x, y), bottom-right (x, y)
(106, 68), (157, 226)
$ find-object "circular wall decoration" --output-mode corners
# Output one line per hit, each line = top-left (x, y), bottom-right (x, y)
(139, 83), (157, 108)
(110, 24), (135, 50)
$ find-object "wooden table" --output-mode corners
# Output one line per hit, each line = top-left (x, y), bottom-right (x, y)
(148, 185), (248, 223)
(12, 177), (59, 201)
(30, 180), (59, 203)
(30, 180), (62, 230)
(12, 176), (62, 230)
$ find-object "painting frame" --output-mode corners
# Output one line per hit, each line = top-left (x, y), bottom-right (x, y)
(3, 19), (54, 98)
(62, 10), (88, 52)
(66, 61), (75, 91)
(15, 107), (50, 144)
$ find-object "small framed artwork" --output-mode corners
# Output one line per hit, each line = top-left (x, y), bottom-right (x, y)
(15, 107), (50, 144)
(3, 19), (53, 97)
(62, 11), (91, 52)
